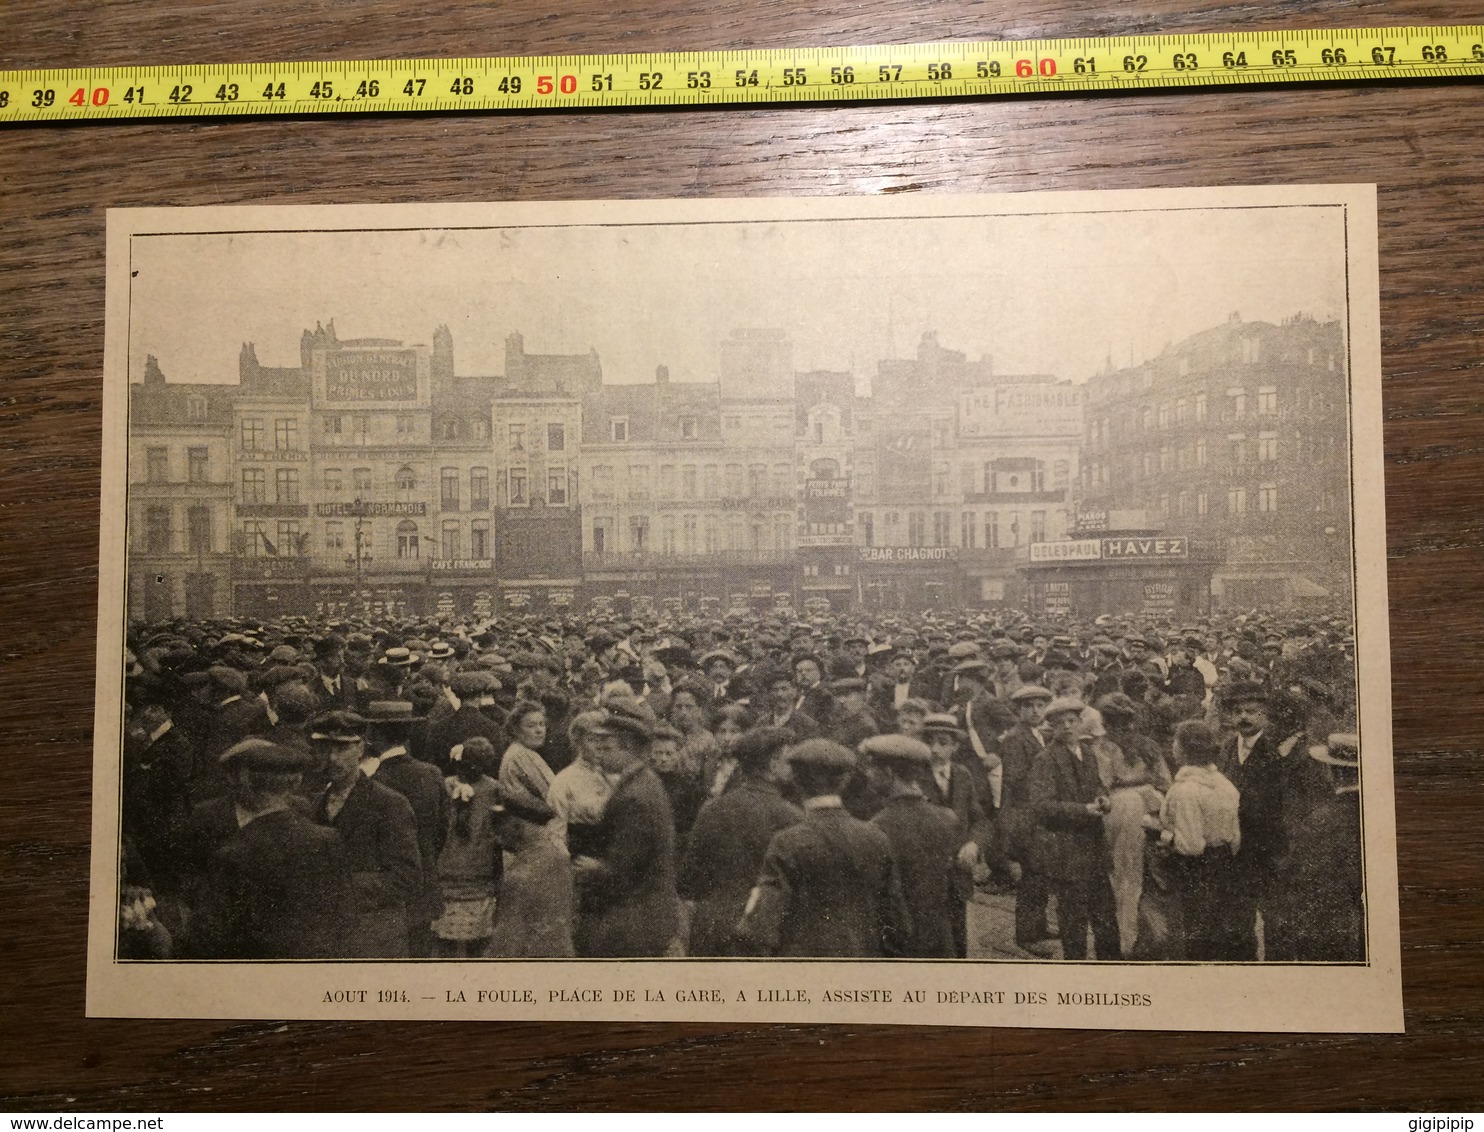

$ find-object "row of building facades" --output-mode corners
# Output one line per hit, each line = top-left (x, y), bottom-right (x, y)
(127, 312), (1351, 622)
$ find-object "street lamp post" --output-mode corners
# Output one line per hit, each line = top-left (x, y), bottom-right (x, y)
(345, 497), (371, 617)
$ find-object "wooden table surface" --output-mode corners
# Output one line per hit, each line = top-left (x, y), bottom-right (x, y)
(3, 0), (1482, 1112)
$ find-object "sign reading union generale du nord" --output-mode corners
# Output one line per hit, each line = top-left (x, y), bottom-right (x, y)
(1028, 536), (1189, 563)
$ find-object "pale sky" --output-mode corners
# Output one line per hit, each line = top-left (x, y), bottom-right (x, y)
(127, 204), (1348, 390)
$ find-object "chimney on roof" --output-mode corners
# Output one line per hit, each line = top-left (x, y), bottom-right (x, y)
(239, 342), (259, 383)
(143, 354), (165, 385)
(655, 364), (669, 387)
(432, 324), (454, 388)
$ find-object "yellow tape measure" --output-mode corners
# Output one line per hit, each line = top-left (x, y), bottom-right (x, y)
(2, 25), (1481, 122)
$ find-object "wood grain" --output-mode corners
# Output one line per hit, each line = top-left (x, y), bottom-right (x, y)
(2, 0), (1482, 1111)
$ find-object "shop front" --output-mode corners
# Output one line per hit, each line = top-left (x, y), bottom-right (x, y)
(1019, 534), (1220, 620)
(856, 546), (961, 611)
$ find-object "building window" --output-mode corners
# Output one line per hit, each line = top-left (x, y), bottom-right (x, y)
(748, 465), (767, 498)
(395, 465), (417, 492)
(1197, 492), (1208, 516)
(1195, 393), (1208, 423)
(659, 465), (676, 500)
(548, 468), (568, 505)
(1177, 491), (1190, 516)
(611, 418), (628, 443)
(241, 418), (263, 451)
(592, 517), (610, 556)
(1258, 431), (1278, 462)
(856, 471), (873, 500)
(960, 511), (976, 549)
(629, 515), (650, 551)
(628, 465), (650, 501)
(275, 468), (299, 504)
(442, 521), (461, 560)
(1229, 435), (1247, 466)
(1158, 403), (1171, 429)
(508, 424), (526, 453)
(1228, 487), (1247, 515)
(186, 506), (211, 554)
(396, 520), (420, 558)
(682, 514), (698, 553)
(547, 423), (565, 452)
(1227, 387), (1246, 421)
(325, 521), (344, 552)
(703, 465), (720, 500)
(241, 520), (266, 558)
(1030, 510), (1047, 543)
(1141, 406), (1155, 431)
(1158, 495), (1170, 516)
(860, 511), (875, 547)
(983, 512), (998, 548)
(907, 511), (925, 547)
(591, 465), (613, 500)
(1258, 483), (1278, 512)
(441, 467), (460, 510)
(508, 467), (527, 506)
(463, 418), (484, 441)
(932, 511), (951, 546)
(1195, 438), (1208, 467)
(773, 464), (792, 498)
(442, 418), (461, 441)
(703, 514), (719, 554)
(396, 414), (415, 436)
(1159, 447), (1172, 473)
(184, 447), (208, 484)
(322, 415), (342, 437)
(724, 464), (743, 497)
(241, 468), (265, 504)
(660, 515), (677, 554)
(933, 465), (949, 498)
(471, 467), (489, 510)
(1241, 337), (1261, 364)
(680, 417), (697, 440)
(1258, 386), (1278, 416)
(681, 465), (697, 499)
(1052, 459), (1069, 490)
(1176, 398), (1189, 425)
(353, 467), (372, 493)
(277, 521), (301, 557)
(145, 506), (171, 553)
(470, 519), (489, 559)
(186, 394), (207, 422)
(146, 447), (169, 483)
(274, 419), (299, 451)
(1142, 453), (1155, 478)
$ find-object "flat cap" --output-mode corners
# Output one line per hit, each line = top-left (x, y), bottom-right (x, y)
(1010, 684), (1054, 703)
(859, 734), (933, 766)
(450, 670), (500, 698)
(786, 738), (857, 771)
(219, 738), (312, 772)
(207, 665), (248, 694)
(1042, 696), (1087, 719)
(363, 700), (421, 723)
(952, 658), (992, 676)
(921, 712), (966, 737)
(947, 641), (982, 661)
(307, 710), (366, 743)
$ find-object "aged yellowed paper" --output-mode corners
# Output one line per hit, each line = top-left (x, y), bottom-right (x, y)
(90, 187), (1399, 1030)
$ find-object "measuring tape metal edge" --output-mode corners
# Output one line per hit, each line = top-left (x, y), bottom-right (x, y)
(2, 26), (1481, 122)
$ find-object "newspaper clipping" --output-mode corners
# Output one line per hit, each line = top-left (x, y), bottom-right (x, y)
(89, 187), (1400, 1030)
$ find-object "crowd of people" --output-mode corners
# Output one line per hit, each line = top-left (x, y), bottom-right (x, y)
(116, 602), (1365, 963)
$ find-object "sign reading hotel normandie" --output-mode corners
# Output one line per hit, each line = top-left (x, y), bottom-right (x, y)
(92, 189), (1398, 1032)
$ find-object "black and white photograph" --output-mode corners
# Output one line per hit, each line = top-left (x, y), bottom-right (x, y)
(88, 188), (1399, 1029)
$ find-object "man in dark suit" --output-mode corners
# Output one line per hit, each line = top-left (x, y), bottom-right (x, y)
(735, 739), (909, 957)
(997, 684), (1057, 952)
(572, 704), (680, 957)
(186, 739), (353, 960)
(1216, 682), (1334, 961)
(792, 656), (835, 728)
(192, 666), (269, 801)
(862, 735), (972, 959)
(309, 710), (422, 958)
(121, 699), (195, 907)
(310, 634), (359, 711)
(1028, 697), (1119, 960)
(952, 658), (1014, 810)
(760, 668), (822, 741)
(920, 713), (990, 956)
(367, 701), (449, 958)
(679, 725), (803, 957)
(424, 670), (506, 772)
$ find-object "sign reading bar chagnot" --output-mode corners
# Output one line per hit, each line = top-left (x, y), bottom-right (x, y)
(858, 546), (959, 563)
